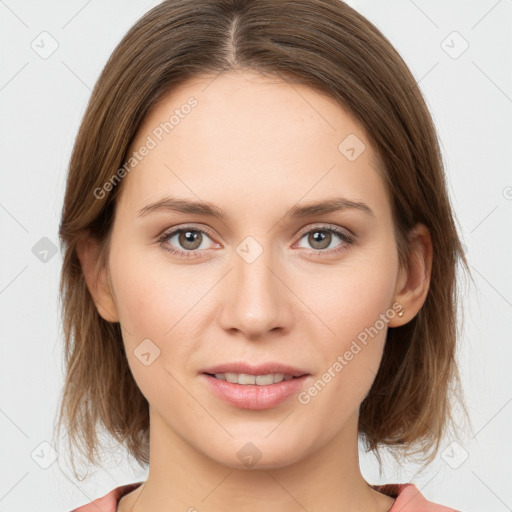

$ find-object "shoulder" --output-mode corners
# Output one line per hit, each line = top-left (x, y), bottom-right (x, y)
(68, 481), (144, 512)
(373, 483), (463, 512)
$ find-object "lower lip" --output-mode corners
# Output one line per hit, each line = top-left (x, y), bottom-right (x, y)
(201, 374), (310, 410)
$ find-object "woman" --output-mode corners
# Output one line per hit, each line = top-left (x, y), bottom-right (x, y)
(56, 1), (469, 511)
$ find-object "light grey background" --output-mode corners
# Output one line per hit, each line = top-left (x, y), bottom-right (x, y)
(0, 1), (511, 511)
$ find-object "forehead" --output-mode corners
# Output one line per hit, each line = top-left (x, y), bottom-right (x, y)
(118, 70), (389, 222)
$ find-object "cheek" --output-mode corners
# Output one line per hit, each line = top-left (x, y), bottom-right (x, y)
(107, 241), (213, 387)
(296, 243), (398, 409)
(108, 235), (204, 338)
(108, 261), (198, 407)
(303, 241), (398, 348)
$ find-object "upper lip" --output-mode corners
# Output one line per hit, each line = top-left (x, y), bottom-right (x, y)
(201, 361), (310, 377)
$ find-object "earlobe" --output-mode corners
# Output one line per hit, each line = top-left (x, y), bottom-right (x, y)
(76, 236), (119, 323)
(388, 223), (433, 327)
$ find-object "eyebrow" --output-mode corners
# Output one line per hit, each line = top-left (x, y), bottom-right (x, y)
(137, 196), (375, 219)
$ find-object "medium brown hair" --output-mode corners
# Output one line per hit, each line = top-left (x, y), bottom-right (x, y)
(55, 0), (470, 477)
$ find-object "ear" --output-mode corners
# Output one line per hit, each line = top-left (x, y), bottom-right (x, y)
(388, 223), (433, 327)
(76, 236), (119, 323)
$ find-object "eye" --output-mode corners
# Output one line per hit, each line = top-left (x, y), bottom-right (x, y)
(295, 225), (355, 255)
(158, 226), (218, 258)
(158, 223), (355, 259)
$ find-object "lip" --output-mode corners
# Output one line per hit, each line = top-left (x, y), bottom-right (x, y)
(200, 361), (311, 410)
(200, 361), (309, 378)
(201, 374), (310, 410)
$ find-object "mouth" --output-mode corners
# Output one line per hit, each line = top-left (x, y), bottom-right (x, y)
(204, 372), (303, 385)
(200, 363), (311, 409)
(200, 361), (309, 380)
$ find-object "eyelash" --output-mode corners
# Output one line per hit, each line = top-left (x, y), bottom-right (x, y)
(157, 224), (355, 259)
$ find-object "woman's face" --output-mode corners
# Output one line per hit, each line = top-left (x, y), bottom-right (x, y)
(103, 70), (406, 468)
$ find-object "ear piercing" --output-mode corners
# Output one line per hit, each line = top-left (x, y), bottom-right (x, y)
(398, 308), (405, 318)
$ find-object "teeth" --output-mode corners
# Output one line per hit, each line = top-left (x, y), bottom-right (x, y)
(213, 373), (295, 385)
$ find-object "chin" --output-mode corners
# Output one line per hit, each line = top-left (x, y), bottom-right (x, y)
(202, 432), (313, 471)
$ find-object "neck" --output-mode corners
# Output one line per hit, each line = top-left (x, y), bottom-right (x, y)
(121, 409), (394, 512)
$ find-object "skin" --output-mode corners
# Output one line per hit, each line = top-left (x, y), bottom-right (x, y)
(78, 69), (432, 512)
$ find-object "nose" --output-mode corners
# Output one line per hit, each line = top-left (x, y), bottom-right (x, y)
(216, 242), (295, 340)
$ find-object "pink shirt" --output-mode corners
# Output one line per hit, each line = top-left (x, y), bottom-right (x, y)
(69, 481), (461, 511)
